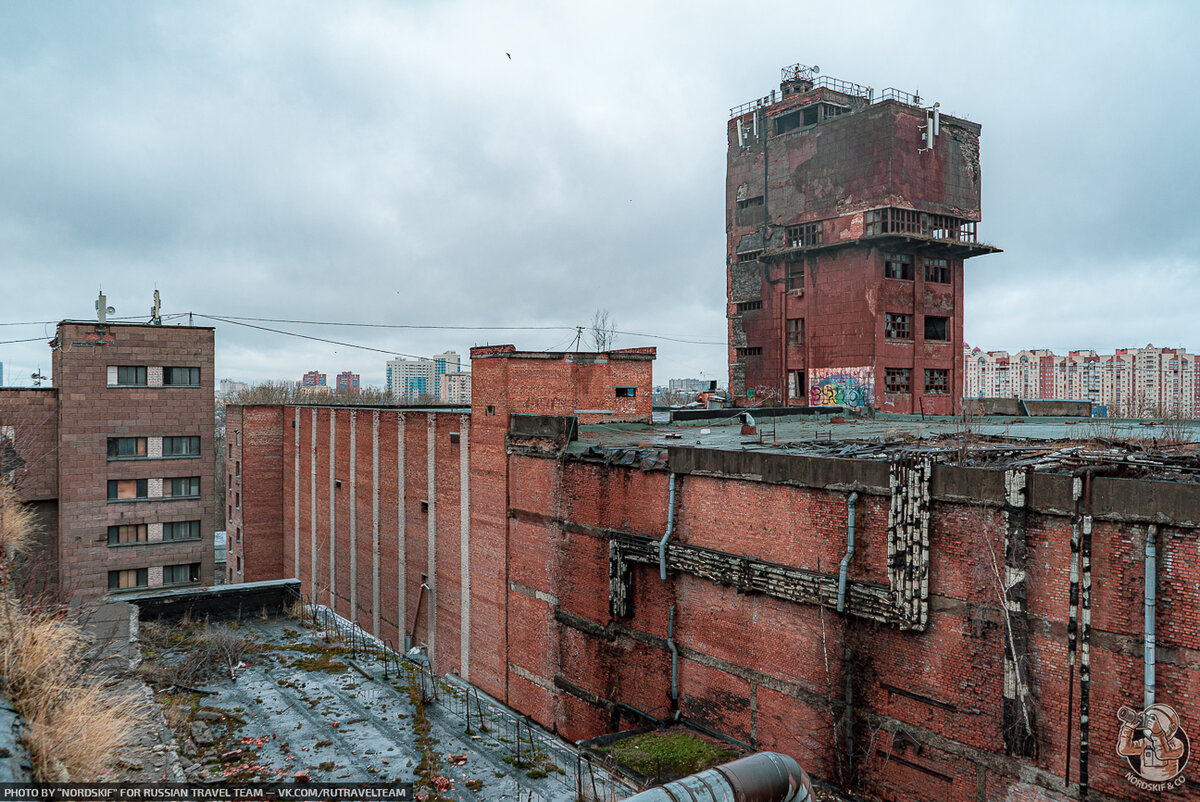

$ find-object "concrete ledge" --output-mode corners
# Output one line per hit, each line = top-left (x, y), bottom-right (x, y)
(669, 406), (843, 423)
(128, 579), (301, 621)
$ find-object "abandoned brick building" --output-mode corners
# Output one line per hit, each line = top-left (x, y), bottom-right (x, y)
(228, 340), (1199, 802)
(726, 64), (999, 413)
(0, 317), (216, 599)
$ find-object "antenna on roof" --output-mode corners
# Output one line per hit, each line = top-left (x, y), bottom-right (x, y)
(149, 289), (162, 325)
(95, 291), (115, 325)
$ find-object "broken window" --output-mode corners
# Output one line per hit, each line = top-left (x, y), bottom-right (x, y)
(107, 568), (147, 590)
(864, 209), (884, 237)
(885, 253), (913, 280)
(885, 313), (912, 339)
(736, 196), (764, 210)
(925, 369), (949, 394)
(924, 316), (950, 341)
(163, 563), (200, 585)
(788, 370), (806, 398)
(107, 524), (147, 546)
(736, 347), (763, 358)
(163, 366), (200, 386)
(108, 479), (148, 501)
(107, 437), (147, 459)
(736, 300), (762, 313)
(787, 260), (804, 290)
(803, 105), (819, 126)
(164, 477), (200, 498)
(114, 366), (147, 386)
(163, 520), (201, 541)
(163, 436), (201, 456)
(615, 386), (637, 398)
(885, 368), (912, 393)
(775, 109), (802, 134)
(736, 250), (763, 263)
(924, 258), (950, 284)
(786, 222), (823, 248)
(787, 318), (805, 346)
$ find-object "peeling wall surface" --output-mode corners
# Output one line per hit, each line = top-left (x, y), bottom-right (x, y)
(726, 77), (995, 414)
(235, 356), (1200, 802)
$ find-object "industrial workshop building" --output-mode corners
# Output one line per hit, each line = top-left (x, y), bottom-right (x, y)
(227, 343), (1199, 802)
(726, 64), (999, 414)
(0, 316), (216, 600)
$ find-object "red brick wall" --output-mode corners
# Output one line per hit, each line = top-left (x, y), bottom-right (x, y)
(226, 405), (284, 584)
(0, 389), (60, 597)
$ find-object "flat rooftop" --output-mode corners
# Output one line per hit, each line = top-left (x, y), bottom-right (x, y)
(569, 413), (1200, 483)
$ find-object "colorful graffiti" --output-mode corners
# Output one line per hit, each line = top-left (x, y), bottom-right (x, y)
(808, 367), (874, 408)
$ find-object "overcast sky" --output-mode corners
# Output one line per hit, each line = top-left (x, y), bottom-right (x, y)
(1, 1), (1197, 389)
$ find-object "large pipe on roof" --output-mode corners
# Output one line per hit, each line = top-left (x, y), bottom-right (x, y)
(622, 752), (812, 802)
(659, 472), (677, 580)
(836, 492), (859, 613)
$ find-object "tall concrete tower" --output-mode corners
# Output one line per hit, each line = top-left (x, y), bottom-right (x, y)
(726, 64), (999, 414)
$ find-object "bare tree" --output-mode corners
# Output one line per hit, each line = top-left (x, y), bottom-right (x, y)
(588, 309), (617, 352)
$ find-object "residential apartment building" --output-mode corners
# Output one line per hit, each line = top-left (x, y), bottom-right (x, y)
(335, 371), (360, 393)
(438, 370), (471, 404)
(385, 351), (464, 402)
(964, 344), (1199, 417)
(727, 64), (998, 413)
(301, 370), (327, 387)
(0, 318), (216, 600)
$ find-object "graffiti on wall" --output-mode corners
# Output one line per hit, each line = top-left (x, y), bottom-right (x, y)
(808, 367), (874, 408)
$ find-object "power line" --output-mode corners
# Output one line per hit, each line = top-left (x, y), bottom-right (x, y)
(0, 336), (53, 345)
(192, 314), (432, 360)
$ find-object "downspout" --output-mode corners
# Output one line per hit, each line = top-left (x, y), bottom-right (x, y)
(837, 492), (859, 613)
(668, 606), (679, 706)
(1145, 524), (1157, 709)
(659, 472), (677, 580)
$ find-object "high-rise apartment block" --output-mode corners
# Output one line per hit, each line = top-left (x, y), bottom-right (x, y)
(965, 344), (1200, 417)
(301, 371), (327, 387)
(727, 64), (998, 414)
(335, 371), (360, 393)
(386, 351), (464, 402)
(0, 318), (216, 600)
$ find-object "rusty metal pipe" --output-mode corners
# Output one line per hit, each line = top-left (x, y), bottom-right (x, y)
(621, 752), (812, 802)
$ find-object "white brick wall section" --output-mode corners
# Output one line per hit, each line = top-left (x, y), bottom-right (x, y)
(148, 436), (163, 458)
(148, 366), (163, 387)
(148, 478), (163, 498)
(148, 523), (163, 542)
(107, 366), (118, 385)
(148, 566), (163, 586)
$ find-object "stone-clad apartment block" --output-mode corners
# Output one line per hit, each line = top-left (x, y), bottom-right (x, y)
(0, 320), (215, 600)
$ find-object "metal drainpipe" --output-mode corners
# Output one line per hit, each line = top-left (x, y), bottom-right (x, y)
(1145, 524), (1157, 709)
(659, 473), (677, 580)
(668, 605), (679, 703)
(837, 493), (859, 613)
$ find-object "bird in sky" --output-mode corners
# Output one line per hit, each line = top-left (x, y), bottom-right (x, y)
(506, 52), (511, 59)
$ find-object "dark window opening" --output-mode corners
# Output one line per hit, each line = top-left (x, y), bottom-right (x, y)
(736, 196), (764, 210)
(786, 222), (823, 248)
(787, 318), (805, 346)
(925, 369), (949, 395)
(165, 476), (200, 498)
(163, 366), (201, 386)
(885, 313), (912, 340)
(164, 436), (201, 456)
(885, 253), (913, 280)
(736, 250), (763, 263)
(788, 370), (805, 399)
(114, 366), (147, 386)
(107, 524), (147, 546)
(164, 562), (200, 585)
(420, 500), (429, 513)
(107, 437), (147, 459)
(108, 479), (148, 501)
(735, 300), (762, 313)
(924, 258), (950, 284)
(163, 520), (201, 541)
(615, 387), (637, 398)
(802, 105), (819, 126)
(924, 316), (950, 341)
(450, 432), (460, 443)
(775, 110), (802, 134)
(885, 368), (912, 394)
(736, 347), (763, 358)
(108, 568), (147, 590)
(787, 260), (804, 290)
(485, 405), (496, 416)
